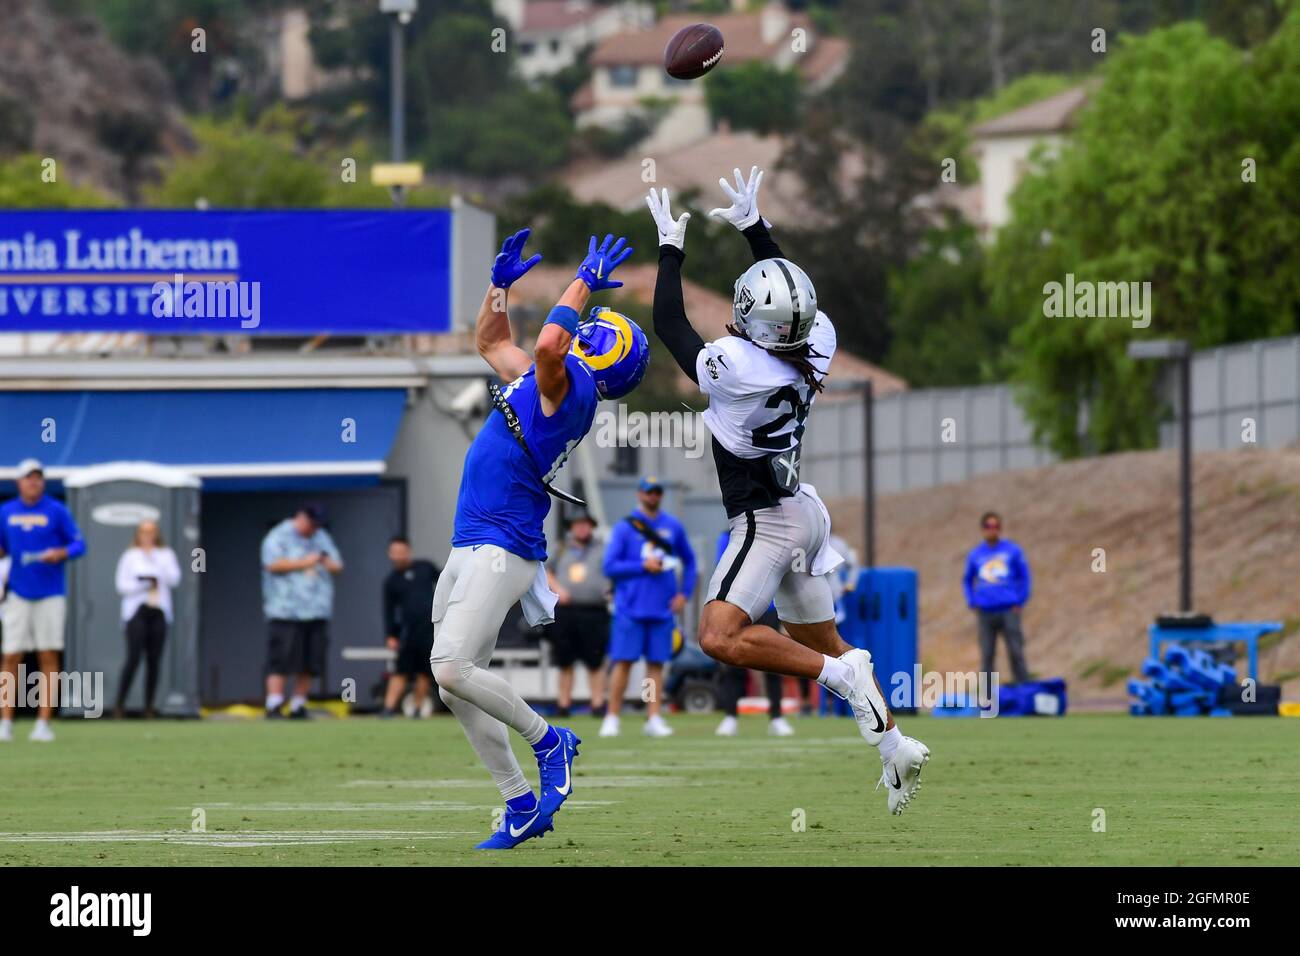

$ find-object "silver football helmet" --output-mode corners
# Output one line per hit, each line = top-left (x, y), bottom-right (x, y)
(731, 258), (817, 350)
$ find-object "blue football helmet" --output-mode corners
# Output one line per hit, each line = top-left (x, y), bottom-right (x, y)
(571, 306), (649, 400)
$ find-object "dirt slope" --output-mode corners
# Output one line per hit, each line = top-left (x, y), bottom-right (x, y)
(827, 447), (1300, 707)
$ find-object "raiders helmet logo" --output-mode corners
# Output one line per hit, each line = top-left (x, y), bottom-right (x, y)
(737, 284), (756, 316)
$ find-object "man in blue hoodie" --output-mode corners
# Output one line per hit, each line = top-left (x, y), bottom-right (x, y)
(963, 511), (1031, 685)
(600, 476), (696, 737)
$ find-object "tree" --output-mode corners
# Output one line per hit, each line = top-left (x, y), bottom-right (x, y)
(705, 63), (801, 135)
(885, 220), (1006, 387)
(0, 155), (115, 208)
(988, 13), (1300, 457)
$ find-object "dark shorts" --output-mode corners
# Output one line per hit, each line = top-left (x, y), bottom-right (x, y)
(266, 618), (329, 677)
(546, 604), (610, 669)
(396, 623), (435, 677)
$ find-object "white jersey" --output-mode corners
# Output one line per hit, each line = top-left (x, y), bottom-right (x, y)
(694, 311), (836, 516)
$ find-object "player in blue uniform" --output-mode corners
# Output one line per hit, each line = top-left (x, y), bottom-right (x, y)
(431, 228), (648, 850)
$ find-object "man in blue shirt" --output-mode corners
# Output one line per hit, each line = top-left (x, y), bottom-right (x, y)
(0, 459), (86, 743)
(600, 476), (697, 738)
(432, 229), (647, 850)
(963, 511), (1032, 686)
(260, 503), (344, 719)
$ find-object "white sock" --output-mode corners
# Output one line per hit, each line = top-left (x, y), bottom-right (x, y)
(816, 654), (854, 698)
(266, 694), (285, 710)
(0, 717), (12, 729)
(289, 695), (307, 711)
(34, 718), (49, 730)
(878, 725), (902, 761)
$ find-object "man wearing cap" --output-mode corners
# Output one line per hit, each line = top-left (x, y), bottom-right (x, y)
(260, 503), (344, 718)
(544, 509), (610, 718)
(600, 477), (697, 737)
(0, 459), (86, 743)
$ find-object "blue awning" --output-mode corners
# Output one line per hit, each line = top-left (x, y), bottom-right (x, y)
(0, 388), (408, 490)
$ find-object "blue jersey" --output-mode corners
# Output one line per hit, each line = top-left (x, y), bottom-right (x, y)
(0, 495), (86, 600)
(453, 353), (599, 561)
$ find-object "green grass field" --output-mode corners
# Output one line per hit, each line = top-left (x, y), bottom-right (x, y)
(0, 713), (1296, 866)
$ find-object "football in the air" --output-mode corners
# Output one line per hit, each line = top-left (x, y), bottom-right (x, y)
(664, 23), (725, 80)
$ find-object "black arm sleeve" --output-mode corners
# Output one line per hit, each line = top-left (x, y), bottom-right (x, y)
(742, 221), (785, 262)
(382, 575), (399, 636)
(653, 244), (705, 384)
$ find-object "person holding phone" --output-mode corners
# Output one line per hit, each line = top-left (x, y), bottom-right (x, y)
(113, 519), (182, 718)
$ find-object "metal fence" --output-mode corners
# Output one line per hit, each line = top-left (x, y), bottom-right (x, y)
(581, 333), (1300, 504)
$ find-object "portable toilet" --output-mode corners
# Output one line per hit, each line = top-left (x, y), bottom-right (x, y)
(63, 462), (202, 717)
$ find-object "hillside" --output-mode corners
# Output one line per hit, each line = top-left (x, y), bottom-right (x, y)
(0, 0), (192, 200)
(826, 447), (1300, 707)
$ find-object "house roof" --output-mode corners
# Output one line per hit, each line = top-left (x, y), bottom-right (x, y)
(970, 85), (1090, 138)
(589, 10), (812, 67)
(518, 0), (599, 33)
(508, 263), (907, 398)
(561, 128), (802, 219)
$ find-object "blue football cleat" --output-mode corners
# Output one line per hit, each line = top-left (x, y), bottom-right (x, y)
(536, 726), (581, 816)
(475, 805), (555, 850)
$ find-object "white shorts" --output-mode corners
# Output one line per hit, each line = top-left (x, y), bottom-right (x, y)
(429, 545), (539, 667)
(2, 594), (67, 654)
(706, 491), (836, 625)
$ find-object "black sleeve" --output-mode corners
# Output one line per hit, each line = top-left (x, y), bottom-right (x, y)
(742, 221), (785, 262)
(653, 244), (705, 384)
(382, 573), (400, 636)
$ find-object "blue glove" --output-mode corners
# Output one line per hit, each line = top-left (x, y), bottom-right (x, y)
(492, 227), (542, 289)
(576, 233), (633, 292)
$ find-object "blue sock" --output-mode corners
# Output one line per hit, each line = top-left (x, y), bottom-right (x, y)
(532, 725), (560, 754)
(506, 791), (538, 814)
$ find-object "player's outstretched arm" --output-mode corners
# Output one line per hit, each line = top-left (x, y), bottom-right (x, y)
(536, 233), (633, 414)
(646, 187), (705, 383)
(476, 227), (542, 382)
(709, 166), (785, 261)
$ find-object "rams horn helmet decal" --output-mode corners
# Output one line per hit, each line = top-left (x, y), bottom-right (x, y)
(571, 307), (649, 400)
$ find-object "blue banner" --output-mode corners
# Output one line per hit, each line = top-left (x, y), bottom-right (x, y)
(0, 210), (451, 334)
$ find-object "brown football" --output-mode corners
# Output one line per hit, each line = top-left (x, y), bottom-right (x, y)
(664, 23), (724, 80)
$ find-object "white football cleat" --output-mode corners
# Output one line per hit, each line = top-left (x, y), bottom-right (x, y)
(715, 715), (738, 736)
(29, 721), (55, 743)
(877, 736), (930, 815)
(598, 714), (620, 738)
(768, 716), (796, 737)
(643, 715), (674, 737)
(839, 648), (889, 745)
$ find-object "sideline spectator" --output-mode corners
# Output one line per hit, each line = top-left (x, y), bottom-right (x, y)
(261, 503), (343, 718)
(963, 511), (1032, 686)
(113, 519), (182, 719)
(544, 509), (610, 718)
(601, 477), (696, 738)
(0, 459), (86, 743)
(381, 536), (439, 718)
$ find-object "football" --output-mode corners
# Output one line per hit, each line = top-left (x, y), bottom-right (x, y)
(664, 22), (725, 80)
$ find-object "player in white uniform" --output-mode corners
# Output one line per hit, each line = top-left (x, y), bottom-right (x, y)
(646, 168), (930, 814)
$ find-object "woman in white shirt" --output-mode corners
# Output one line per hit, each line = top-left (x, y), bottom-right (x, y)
(113, 519), (182, 718)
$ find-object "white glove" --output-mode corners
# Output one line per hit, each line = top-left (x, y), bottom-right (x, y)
(646, 187), (691, 250)
(708, 166), (770, 231)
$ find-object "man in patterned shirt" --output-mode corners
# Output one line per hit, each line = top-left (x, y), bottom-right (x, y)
(260, 503), (344, 718)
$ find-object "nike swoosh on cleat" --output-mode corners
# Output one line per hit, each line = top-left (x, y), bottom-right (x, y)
(865, 698), (886, 734)
(890, 766), (902, 789)
(555, 745), (571, 796)
(509, 812), (540, 837)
